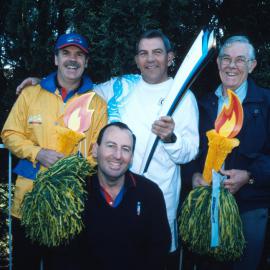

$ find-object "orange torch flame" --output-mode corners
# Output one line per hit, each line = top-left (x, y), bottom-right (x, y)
(214, 90), (243, 138)
(64, 92), (95, 133)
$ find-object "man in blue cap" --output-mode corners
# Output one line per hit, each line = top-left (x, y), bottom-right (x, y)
(1, 33), (107, 270)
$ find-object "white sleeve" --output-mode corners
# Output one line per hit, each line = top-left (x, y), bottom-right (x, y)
(163, 90), (199, 164)
(93, 78), (116, 102)
(94, 77), (126, 122)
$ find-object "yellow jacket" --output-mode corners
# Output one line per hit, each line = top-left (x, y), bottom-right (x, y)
(1, 74), (107, 218)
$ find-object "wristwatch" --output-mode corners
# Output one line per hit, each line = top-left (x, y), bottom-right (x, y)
(164, 133), (177, 144)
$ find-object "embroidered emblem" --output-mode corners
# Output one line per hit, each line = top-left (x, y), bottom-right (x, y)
(28, 114), (42, 124)
(136, 201), (141, 216)
(159, 98), (165, 105)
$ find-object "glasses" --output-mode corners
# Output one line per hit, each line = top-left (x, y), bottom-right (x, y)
(219, 56), (253, 67)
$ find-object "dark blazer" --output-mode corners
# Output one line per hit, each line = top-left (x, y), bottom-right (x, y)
(182, 78), (270, 212)
(82, 171), (171, 270)
(46, 171), (171, 270)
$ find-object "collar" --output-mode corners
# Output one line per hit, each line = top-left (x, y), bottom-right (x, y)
(55, 76), (83, 102)
(40, 72), (93, 95)
(140, 76), (173, 90)
(100, 184), (125, 207)
(91, 171), (136, 207)
(199, 78), (265, 122)
(215, 80), (248, 104)
(215, 81), (247, 115)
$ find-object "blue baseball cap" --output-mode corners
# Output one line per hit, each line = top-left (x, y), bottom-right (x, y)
(55, 33), (89, 54)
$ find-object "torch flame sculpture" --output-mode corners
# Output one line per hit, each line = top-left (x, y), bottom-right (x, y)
(179, 89), (245, 261)
(203, 90), (243, 183)
(56, 92), (95, 156)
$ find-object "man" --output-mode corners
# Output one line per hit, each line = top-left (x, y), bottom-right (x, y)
(184, 36), (270, 270)
(16, 29), (199, 268)
(78, 122), (171, 270)
(1, 33), (107, 269)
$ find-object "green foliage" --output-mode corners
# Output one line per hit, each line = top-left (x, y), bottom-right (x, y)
(1, 0), (270, 95)
(0, 183), (13, 268)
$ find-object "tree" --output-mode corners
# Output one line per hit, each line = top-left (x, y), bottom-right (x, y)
(1, 1), (270, 268)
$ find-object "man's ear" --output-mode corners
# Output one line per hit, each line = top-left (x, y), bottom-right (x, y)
(248, 59), (257, 74)
(216, 57), (221, 69)
(134, 55), (139, 69)
(167, 52), (175, 67)
(92, 143), (98, 159)
(85, 56), (89, 68)
(54, 55), (58, 66)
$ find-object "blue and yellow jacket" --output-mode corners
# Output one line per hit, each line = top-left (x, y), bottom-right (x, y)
(1, 72), (107, 218)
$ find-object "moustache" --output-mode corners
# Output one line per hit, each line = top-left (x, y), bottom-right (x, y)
(64, 60), (81, 69)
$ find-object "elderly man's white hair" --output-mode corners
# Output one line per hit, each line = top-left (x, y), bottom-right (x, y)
(218, 35), (256, 60)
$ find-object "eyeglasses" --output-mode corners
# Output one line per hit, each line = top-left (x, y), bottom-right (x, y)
(219, 56), (253, 67)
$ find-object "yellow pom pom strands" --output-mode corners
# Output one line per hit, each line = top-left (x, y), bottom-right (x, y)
(179, 186), (245, 261)
(21, 155), (95, 247)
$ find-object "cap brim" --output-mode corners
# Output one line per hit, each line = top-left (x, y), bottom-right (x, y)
(58, 43), (89, 54)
